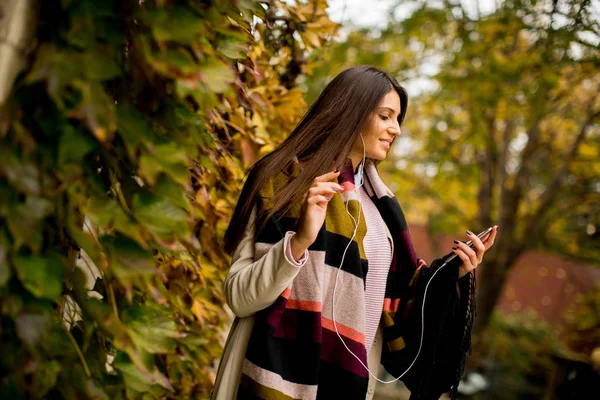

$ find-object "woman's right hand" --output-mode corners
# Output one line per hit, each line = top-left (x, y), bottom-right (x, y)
(290, 171), (343, 257)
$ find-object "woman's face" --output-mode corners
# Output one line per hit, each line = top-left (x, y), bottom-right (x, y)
(350, 89), (402, 167)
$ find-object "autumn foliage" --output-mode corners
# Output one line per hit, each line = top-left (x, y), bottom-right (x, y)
(0, 0), (337, 398)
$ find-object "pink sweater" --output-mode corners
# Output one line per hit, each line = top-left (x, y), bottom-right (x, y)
(284, 185), (393, 354)
(360, 185), (393, 352)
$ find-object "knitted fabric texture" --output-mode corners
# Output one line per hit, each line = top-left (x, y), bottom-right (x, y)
(237, 158), (475, 400)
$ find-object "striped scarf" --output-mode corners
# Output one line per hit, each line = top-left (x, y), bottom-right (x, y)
(238, 158), (475, 400)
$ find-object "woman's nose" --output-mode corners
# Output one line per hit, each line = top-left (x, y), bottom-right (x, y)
(390, 125), (401, 136)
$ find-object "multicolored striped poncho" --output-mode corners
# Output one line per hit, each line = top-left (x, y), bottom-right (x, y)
(238, 158), (475, 400)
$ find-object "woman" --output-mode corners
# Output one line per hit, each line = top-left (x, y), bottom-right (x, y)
(213, 65), (498, 400)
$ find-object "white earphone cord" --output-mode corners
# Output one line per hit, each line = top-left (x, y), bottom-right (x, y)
(331, 134), (451, 384)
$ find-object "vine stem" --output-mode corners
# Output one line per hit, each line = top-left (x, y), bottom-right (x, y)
(109, 169), (131, 214)
(66, 327), (92, 378)
(107, 282), (119, 319)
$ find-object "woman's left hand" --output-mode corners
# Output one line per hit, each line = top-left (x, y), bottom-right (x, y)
(454, 226), (498, 279)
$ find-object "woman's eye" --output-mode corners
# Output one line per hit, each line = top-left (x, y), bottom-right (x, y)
(379, 114), (390, 121)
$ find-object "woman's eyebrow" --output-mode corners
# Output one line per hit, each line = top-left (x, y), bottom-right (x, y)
(379, 106), (398, 114)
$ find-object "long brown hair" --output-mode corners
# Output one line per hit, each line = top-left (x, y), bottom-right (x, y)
(222, 65), (408, 255)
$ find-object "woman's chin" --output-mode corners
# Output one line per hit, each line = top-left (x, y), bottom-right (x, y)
(371, 152), (387, 162)
(364, 150), (388, 162)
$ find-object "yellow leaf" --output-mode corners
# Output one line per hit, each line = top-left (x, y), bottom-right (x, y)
(192, 299), (206, 323)
(94, 127), (107, 142)
(300, 31), (321, 48)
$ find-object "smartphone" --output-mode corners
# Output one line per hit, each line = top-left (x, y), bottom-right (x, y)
(463, 227), (494, 248)
(445, 226), (494, 264)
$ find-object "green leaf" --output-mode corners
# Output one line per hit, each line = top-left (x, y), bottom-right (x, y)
(140, 6), (207, 43)
(154, 175), (191, 212)
(160, 102), (213, 148)
(236, 0), (267, 20)
(25, 44), (78, 104)
(68, 81), (116, 143)
(13, 255), (64, 299)
(86, 197), (129, 228)
(116, 102), (154, 158)
(7, 196), (54, 252)
(122, 304), (180, 354)
(113, 352), (173, 395)
(63, 1), (98, 48)
(138, 142), (190, 187)
(82, 50), (121, 81)
(75, 296), (142, 360)
(83, 378), (110, 400)
(67, 222), (100, 268)
(199, 154), (218, 174)
(85, 196), (145, 246)
(103, 236), (155, 282)
(217, 38), (249, 59)
(133, 193), (188, 238)
(175, 79), (219, 110)
(32, 360), (62, 397)
(58, 125), (97, 166)
(44, 319), (74, 358)
(198, 59), (235, 92)
(150, 48), (199, 76)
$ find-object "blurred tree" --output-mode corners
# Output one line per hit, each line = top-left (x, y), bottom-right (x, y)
(0, 0), (337, 398)
(306, 0), (600, 336)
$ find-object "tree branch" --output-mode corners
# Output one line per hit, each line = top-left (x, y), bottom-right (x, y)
(497, 116), (514, 216)
(478, 111), (497, 229)
(520, 100), (600, 249)
(543, 192), (600, 220)
(498, 114), (544, 242)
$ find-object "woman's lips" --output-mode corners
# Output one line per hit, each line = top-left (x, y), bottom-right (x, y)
(379, 139), (391, 150)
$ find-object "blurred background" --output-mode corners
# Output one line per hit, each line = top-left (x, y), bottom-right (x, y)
(0, 0), (598, 399)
